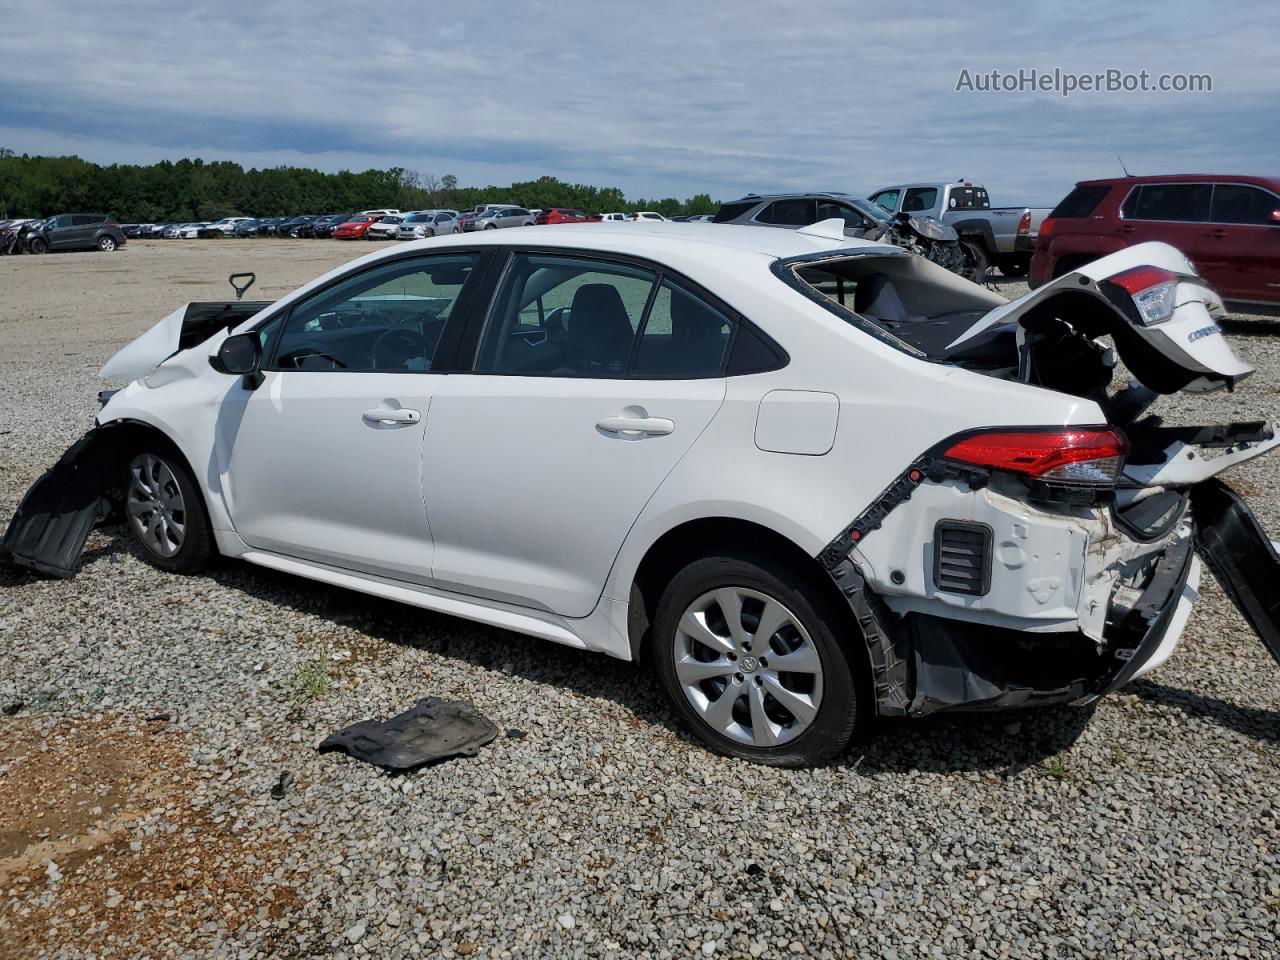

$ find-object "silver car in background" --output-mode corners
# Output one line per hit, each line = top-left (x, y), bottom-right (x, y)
(464, 206), (535, 231)
(397, 210), (460, 239)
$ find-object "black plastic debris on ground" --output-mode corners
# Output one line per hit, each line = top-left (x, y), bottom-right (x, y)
(317, 697), (498, 771)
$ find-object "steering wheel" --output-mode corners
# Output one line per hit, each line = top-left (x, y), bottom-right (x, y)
(371, 329), (431, 370)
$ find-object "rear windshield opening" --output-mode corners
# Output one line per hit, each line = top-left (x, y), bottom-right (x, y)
(1050, 184), (1111, 219)
(786, 255), (1005, 360)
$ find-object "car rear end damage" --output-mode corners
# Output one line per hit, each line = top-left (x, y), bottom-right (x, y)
(780, 241), (1280, 717)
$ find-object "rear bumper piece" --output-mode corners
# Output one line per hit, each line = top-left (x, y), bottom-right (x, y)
(905, 534), (1195, 716)
(1190, 478), (1280, 667)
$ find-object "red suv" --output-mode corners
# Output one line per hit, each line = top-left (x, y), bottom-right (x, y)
(1031, 174), (1280, 314)
(534, 208), (600, 225)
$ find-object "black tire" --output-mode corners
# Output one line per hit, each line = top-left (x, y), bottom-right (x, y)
(123, 447), (214, 574)
(97, 235), (118, 252)
(960, 240), (990, 283)
(28, 237), (48, 254)
(997, 254), (1028, 278)
(425, 228), (435, 238)
(652, 550), (864, 766)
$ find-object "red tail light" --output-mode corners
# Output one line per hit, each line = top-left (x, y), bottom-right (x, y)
(1016, 211), (1031, 236)
(943, 428), (1128, 486)
(1038, 218), (1055, 237)
(1107, 265), (1177, 295)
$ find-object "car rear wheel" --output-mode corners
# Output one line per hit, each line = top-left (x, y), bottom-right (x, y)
(97, 235), (118, 252)
(652, 552), (862, 766)
(124, 450), (214, 574)
(28, 237), (48, 254)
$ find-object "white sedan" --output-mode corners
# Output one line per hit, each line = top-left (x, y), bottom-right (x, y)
(9, 221), (1279, 766)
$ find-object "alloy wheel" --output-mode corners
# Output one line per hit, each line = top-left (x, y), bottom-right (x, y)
(98, 236), (117, 251)
(673, 587), (824, 747)
(126, 453), (187, 558)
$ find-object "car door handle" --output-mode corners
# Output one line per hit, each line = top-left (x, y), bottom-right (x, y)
(1119, 225), (1137, 233)
(596, 415), (674, 437)
(1204, 229), (1228, 239)
(363, 406), (421, 425)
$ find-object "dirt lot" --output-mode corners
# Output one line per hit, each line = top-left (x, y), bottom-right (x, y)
(1, 239), (1278, 959)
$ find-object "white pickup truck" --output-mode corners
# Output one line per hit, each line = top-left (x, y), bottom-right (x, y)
(867, 181), (1051, 278)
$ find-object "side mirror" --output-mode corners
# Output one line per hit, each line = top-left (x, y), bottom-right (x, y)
(211, 332), (261, 376)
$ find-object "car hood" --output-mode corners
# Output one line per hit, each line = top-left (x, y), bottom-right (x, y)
(100, 300), (273, 383)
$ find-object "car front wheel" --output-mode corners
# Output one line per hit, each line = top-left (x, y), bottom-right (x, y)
(124, 450), (214, 573)
(652, 552), (862, 766)
(28, 237), (48, 254)
(98, 235), (118, 252)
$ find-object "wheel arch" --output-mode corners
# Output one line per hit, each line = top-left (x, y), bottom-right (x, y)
(950, 217), (998, 254)
(95, 415), (217, 525)
(625, 516), (860, 664)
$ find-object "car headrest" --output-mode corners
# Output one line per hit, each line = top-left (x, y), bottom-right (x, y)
(568, 283), (634, 369)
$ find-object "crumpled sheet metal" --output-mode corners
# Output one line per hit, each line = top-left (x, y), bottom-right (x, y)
(317, 697), (498, 771)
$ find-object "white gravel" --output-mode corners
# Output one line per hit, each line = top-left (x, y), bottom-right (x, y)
(1, 245), (1278, 958)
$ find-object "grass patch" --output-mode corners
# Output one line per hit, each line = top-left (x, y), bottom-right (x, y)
(1036, 754), (1072, 780)
(289, 646), (333, 702)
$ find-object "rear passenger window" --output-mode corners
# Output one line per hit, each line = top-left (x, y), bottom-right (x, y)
(476, 254), (656, 376)
(1051, 184), (1111, 219)
(758, 199), (817, 226)
(1126, 183), (1212, 222)
(1211, 185), (1279, 225)
(631, 282), (732, 378)
(713, 201), (759, 223)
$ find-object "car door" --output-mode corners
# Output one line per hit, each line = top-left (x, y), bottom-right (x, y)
(1117, 183), (1214, 276)
(216, 250), (487, 583)
(1205, 183), (1280, 304)
(421, 249), (731, 617)
(755, 198), (818, 229)
(45, 215), (74, 249)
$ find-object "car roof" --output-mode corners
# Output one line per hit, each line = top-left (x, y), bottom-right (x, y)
(1077, 173), (1280, 189)
(366, 221), (893, 265)
(725, 192), (859, 203)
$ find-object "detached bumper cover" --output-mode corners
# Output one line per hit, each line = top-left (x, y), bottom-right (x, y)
(2, 428), (117, 578)
(1190, 478), (1280, 667)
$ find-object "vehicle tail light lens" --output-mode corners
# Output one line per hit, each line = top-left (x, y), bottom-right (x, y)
(943, 428), (1128, 486)
(1016, 211), (1031, 236)
(1038, 218), (1055, 237)
(1106, 265), (1179, 326)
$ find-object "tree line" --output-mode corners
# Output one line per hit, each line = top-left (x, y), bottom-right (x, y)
(0, 149), (720, 222)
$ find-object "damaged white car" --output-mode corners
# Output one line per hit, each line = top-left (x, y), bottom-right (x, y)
(5, 221), (1279, 766)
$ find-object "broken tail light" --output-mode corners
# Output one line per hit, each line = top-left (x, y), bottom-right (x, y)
(943, 428), (1128, 486)
(1105, 265), (1179, 326)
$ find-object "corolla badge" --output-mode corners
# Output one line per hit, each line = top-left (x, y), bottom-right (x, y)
(1188, 324), (1222, 343)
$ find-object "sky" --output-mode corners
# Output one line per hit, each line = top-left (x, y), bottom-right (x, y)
(0, 0), (1276, 206)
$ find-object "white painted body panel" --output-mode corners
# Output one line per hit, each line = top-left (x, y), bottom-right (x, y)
(94, 223), (1232, 673)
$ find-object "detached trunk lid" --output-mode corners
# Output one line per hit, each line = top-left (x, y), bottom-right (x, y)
(949, 241), (1254, 395)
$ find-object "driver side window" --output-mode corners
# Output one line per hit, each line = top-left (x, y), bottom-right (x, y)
(268, 253), (478, 372)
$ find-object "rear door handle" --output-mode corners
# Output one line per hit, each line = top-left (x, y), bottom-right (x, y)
(596, 415), (674, 437)
(1205, 229), (1228, 238)
(363, 406), (421, 425)
(1119, 225), (1137, 233)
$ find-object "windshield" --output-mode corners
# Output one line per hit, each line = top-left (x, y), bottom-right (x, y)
(848, 197), (890, 223)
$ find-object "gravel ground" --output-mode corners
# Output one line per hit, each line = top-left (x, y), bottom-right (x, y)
(2, 242), (1278, 959)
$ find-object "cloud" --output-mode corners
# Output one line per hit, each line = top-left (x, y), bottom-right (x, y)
(0, 0), (1275, 204)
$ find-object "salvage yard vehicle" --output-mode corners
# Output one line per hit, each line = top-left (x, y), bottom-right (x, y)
(332, 215), (381, 240)
(868, 181), (1051, 278)
(1030, 174), (1280, 315)
(23, 213), (127, 253)
(5, 222), (1280, 767)
(715, 192), (981, 280)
